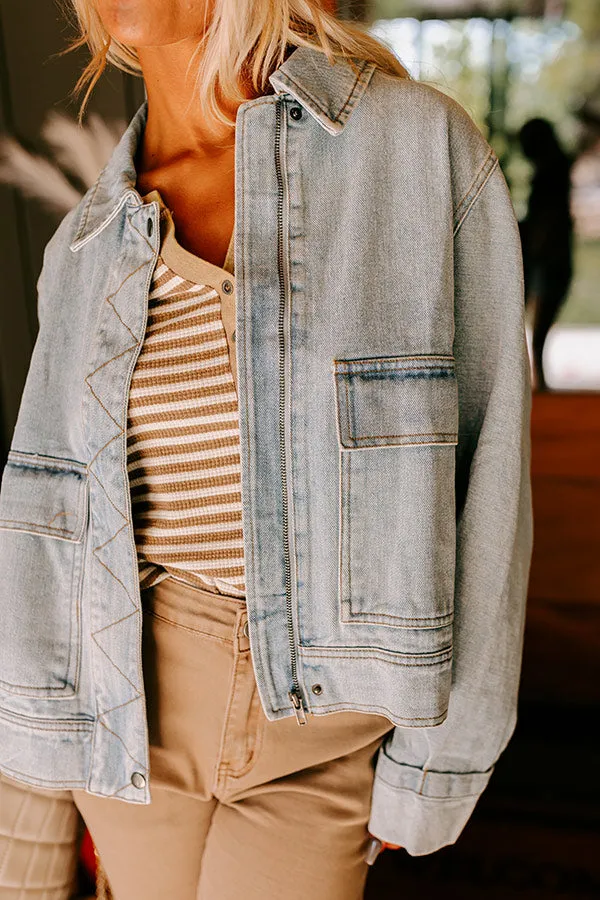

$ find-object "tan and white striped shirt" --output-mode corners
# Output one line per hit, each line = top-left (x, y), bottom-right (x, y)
(126, 190), (245, 599)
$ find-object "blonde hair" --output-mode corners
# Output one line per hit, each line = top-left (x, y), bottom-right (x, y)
(64, 0), (411, 126)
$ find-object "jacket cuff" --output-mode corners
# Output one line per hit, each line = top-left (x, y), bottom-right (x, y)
(367, 753), (494, 856)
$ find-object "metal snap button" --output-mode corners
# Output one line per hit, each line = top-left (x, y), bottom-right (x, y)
(290, 105), (303, 120)
(311, 683), (323, 695)
(131, 771), (146, 789)
(146, 218), (153, 238)
(242, 620), (249, 638)
(222, 279), (234, 294)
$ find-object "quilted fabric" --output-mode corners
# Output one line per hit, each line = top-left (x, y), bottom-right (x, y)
(0, 770), (80, 898)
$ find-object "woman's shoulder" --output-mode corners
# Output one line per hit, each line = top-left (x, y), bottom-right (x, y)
(366, 66), (498, 215)
(367, 65), (487, 138)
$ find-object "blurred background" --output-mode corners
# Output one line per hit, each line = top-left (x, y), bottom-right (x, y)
(0, 0), (598, 897)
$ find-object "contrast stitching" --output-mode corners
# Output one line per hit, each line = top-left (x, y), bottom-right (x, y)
(214, 650), (244, 791)
(345, 451), (352, 601)
(0, 523), (80, 690)
(333, 59), (371, 122)
(279, 57), (370, 123)
(127, 212), (154, 254)
(220, 703), (265, 779)
(335, 367), (454, 376)
(0, 766), (87, 786)
(0, 518), (75, 534)
(82, 257), (151, 773)
(453, 147), (495, 221)
(97, 717), (146, 770)
(143, 609), (232, 645)
(300, 644), (452, 658)
(453, 152), (499, 236)
(310, 701), (448, 722)
(348, 432), (458, 441)
(110, 779), (140, 798)
(344, 377), (352, 442)
(5, 454), (86, 474)
(375, 775), (483, 800)
(334, 355), (455, 367)
(93, 614), (141, 695)
(343, 607), (453, 622)
(301, 651), (451, 667)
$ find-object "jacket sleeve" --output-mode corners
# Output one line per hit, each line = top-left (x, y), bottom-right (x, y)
(367, 152), (534, 856)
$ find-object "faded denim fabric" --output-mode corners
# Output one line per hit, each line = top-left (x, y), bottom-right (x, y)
(0, 45), (533, 856)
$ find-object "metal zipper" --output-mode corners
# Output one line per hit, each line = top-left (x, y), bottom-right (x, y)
(274, 98), (308, 727)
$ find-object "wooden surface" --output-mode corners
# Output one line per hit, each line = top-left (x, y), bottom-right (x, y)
(521, 390), (600, 706)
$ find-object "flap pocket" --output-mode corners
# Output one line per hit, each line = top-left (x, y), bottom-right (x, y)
(0, 450), (88, 542)
(333, 355), (458, 449)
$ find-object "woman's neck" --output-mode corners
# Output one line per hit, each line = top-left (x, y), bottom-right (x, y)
(136, 41), (257, 173)
(133, 41), (281, 269)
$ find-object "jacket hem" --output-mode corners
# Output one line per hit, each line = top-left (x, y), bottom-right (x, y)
(0, 710), (93, 791)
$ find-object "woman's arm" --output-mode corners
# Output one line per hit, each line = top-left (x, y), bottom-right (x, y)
(367, 152), (534, 856)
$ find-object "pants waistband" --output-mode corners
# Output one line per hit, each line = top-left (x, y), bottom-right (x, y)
(141, 574), (249, 649)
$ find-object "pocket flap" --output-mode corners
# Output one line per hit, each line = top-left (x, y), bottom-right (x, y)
(0, 451), (88, 542)
(333, 355), (458, 449)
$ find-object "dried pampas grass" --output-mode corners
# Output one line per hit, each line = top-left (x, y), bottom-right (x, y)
(0, 112), (125, 215)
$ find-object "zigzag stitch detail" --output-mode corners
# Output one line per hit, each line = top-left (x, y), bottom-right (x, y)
(85, 257), (151, 754)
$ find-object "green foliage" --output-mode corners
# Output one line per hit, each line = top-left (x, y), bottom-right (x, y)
(369, 1), (600, 324)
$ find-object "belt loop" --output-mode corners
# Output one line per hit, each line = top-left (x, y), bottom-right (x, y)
(237, 609), (250, 651)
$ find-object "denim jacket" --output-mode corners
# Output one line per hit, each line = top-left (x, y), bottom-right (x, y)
(0, 44), (533, 856)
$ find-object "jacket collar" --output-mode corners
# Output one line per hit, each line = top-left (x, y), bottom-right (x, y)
(70, 45), (376, 251)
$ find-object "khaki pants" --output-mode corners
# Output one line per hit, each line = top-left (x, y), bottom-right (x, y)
(72, 575), (394, 900)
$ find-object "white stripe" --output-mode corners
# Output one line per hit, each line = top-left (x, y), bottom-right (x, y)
(150, 274), (214, 297)
(141, 318), (225, 346)
(145, 294), (220, 320)
(132, 485), (241, 505)
(127, 416), (238, 441)
(129, 254), (245, 588)
(136, 537), (244, 554)
(129, 462), (240, 488)
(129, 356), (231, 379)
(137, 520), (242, 536)
(144, 304), (223, 334)
(131, 350), (230, 375)
(126, 423), (239, 446)
(127, 391), (238, 417)
(150, 282), (215, 302)
(151, 263), (169, 280)
(127, 440), (239, 469)
(148, 556), (245, 572)
(138, 335), (227, 358)
(129, 373), (235, 400)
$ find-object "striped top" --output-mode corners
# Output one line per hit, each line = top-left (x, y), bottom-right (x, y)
(126, 190), (246, 599)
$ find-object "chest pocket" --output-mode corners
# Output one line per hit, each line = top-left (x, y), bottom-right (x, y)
(333, 355), (458, 629)
(0, 450), (88, 697)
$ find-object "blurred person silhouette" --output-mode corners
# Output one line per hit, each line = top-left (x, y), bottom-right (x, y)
(518, 117), (574, 391)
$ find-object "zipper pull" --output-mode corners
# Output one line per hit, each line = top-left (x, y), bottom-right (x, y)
(288, 689), (308, 726)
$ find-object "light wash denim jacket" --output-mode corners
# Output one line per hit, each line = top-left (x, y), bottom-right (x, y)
(0, 44), (533, 856)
